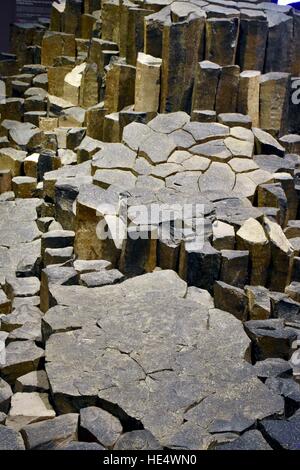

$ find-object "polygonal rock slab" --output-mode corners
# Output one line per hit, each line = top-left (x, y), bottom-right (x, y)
(139, 133), (177, 164)
(0, 424), (25, 450)
(199, 162), (235, 193)
(93, 169), (136, 191)
(7, 392), (55, 430)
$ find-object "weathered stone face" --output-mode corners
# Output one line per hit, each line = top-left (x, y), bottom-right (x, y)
(0, 0), (300, 452)
(43, 273), (284, 445)
(41, 32), (76, 67)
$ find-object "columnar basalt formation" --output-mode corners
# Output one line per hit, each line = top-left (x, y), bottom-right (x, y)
(0, 0), (300, 451)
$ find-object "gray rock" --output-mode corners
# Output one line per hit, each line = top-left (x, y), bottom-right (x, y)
(215, 430), (272, 450)
(180, 242), (221, 293)
(265, 377), (300, 410)
(73, 259), (112, 274)
(80, 269), (124, 287)
(114, 430), (162, 450)
(165, 421), (214, 450)
(209, 414), (255, 434)
(0, 340), (44, 384)
(220, 250), (249, 288)
(139, 133), (177, 164)
(40, 265), (79, 312)
(44, 247), (74, 266)
(0, 424), (25, 450)
(0, 377), (12, 413)
(253, 358), (293, 380)
(260, 415), (300, 450)
(80, 406), (122, 448)
(9, 122), (45, 152)
(184, 122), (229, 143)
(272, 297), (300, 323)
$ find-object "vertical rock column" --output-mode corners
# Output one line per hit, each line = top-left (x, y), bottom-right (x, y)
(160, 10), (205, 113)
(119, 0), (136, 59)
(238, 71), (261, 127)
(135, 53), (162, 113)
(81, 13), (97, 39)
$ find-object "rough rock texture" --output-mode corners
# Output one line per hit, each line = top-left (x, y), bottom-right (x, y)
(0, 0), (300, 452)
